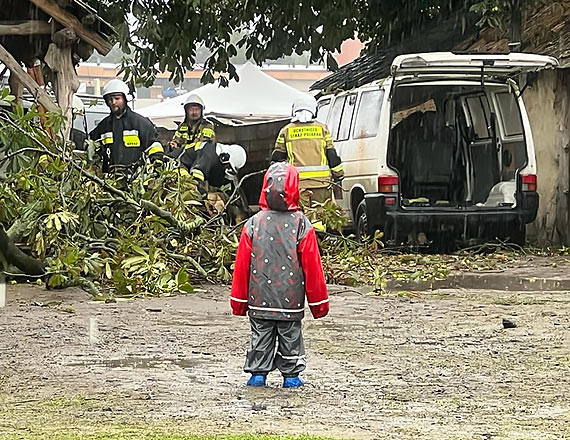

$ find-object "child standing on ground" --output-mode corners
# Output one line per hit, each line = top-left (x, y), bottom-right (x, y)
(230, 162), (329, 388)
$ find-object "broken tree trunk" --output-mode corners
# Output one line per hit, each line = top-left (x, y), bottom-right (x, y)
(45, 28), (80, 140)
(0, 42), (59, 113)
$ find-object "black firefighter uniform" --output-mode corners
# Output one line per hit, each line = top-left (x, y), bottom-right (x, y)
(271, 121), (344, 203)
(168, 118), (215, 167)
(89, 106), (164, 172)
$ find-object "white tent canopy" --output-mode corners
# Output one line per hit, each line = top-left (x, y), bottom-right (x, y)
(138, 62), (308, 128)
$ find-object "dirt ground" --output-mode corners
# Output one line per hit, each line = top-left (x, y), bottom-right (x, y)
(0, 283), (569, 440)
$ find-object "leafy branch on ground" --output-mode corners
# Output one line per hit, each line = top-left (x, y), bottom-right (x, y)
(0, 90), (562, 299)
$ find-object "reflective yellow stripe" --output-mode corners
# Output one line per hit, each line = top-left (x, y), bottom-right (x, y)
(147, 143), (164, 156)
(184, 142), (197, 150)
(331, 163), (344, 173)
(312, 221), (326, 232)
(287, 126), (324, 139)
(285, 141), (294, 164)
(194, 141), (205, 151)
(175, 167), (190, 177)
(321, 140), (327, 166)
(101, 132), (113, 145)
(175, 131), (190, 140)
(202, 128), (214, 138)
(178, 125), (188, 132)
(299, 170), (331, 179)
(324, 134), (333, 142)
(192, 169), (205, 181)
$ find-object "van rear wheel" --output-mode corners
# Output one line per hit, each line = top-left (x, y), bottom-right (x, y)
(355, 201), (369, 242)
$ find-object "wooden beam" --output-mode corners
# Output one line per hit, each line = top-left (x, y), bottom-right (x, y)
(27, 0), (112, 55)
(0, 20), (52, 36)
(45, 29), (80, 139)
(0, 43), (59, 113)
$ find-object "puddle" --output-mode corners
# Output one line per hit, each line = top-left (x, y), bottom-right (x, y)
(67, 356), (204, 369)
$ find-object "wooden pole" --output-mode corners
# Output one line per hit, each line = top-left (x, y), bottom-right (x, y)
(0, 20), (52, 35)
(45, 28), (80, 140)
(27, 0), (112, 55)
(0, 42), (59, 113)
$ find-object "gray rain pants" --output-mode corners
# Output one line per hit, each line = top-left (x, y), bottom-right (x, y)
(244, 317), (306, 377)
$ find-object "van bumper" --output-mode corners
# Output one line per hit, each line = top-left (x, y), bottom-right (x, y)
(364, 191), (539, 238)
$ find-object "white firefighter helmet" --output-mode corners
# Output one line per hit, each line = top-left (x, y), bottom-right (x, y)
(72, 94), (84, 117)
(291, 94), (317, 117)
(182, 93), (205, 110)
(216, 143), (247, 179)
(102, 79), (130, 100)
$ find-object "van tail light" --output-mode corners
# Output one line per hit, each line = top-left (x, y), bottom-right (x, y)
(378, 175), (399, 193)
(521, 174), (537, 192)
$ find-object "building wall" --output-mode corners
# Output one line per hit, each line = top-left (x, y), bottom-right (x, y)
(524, 69), (570, 245)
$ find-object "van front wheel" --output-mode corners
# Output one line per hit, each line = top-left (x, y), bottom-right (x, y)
(355, 201), (369, 242)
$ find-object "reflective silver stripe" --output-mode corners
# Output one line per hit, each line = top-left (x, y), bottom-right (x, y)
(249, 305), (304, 313)
(308, 298), (329, 306)
(123, 129), (139, 136)
(230, 297), (248, 303)
(296, 165), (330, 173)
(276, 352), (306, 360)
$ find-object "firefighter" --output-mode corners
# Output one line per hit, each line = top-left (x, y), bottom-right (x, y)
(89, 79), (164, 173)
(187, 142), (247, 188)
(179, 142), (247, 216)
(271, 95), (344, 205)
(168, 93), (215, 166)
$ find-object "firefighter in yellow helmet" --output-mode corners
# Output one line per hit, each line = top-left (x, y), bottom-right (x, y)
(271, 94), (344, 205)
(168, 93), (215, 167)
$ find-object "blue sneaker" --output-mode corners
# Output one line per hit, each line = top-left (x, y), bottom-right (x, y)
(246, 375), (266, 387)
(283, 376), (304, 388)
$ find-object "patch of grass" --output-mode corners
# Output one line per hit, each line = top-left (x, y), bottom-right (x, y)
(0, 433), (337, 440)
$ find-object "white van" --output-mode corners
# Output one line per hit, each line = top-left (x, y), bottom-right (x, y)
(317, 52), (558, 247)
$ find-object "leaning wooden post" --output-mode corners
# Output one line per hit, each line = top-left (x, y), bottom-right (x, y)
(45, 28), (80, 140)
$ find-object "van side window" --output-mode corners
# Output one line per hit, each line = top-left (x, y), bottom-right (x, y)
(353, 90), (384, 139)
(328, 96), (347, 141)
(496, 92), (523, 136)
(336, 93), (357, 141)
(466, 96), (490, 139)
(316, 98), (331, 124)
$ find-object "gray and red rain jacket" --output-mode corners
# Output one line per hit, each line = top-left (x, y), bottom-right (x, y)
(230, 162), (329, 321)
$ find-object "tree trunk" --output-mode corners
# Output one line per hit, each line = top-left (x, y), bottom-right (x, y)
(509, 0), (522, 51)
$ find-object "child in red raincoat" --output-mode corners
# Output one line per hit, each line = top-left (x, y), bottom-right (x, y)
(230, 162), (329, 388)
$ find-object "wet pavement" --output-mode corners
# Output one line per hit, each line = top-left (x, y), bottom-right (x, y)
(0, 282), (569, 439)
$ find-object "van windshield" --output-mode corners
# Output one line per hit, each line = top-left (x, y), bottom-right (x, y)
(387, 83), (527, 209)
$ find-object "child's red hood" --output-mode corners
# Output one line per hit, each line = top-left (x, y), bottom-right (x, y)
(259, 162), (300, 211)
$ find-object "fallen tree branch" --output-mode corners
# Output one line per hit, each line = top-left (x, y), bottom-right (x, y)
(204, 170), (266, 227)
(0, 114), (203, 237)
(0, 224), (45, 275)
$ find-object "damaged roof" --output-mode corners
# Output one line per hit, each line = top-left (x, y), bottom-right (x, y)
(311, 0), (570, 92)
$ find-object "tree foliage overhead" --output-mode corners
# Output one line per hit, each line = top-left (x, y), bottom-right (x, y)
(87, 0), (503, 87)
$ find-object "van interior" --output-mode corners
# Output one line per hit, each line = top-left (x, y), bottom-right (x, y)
(387, 83), (527, 209)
